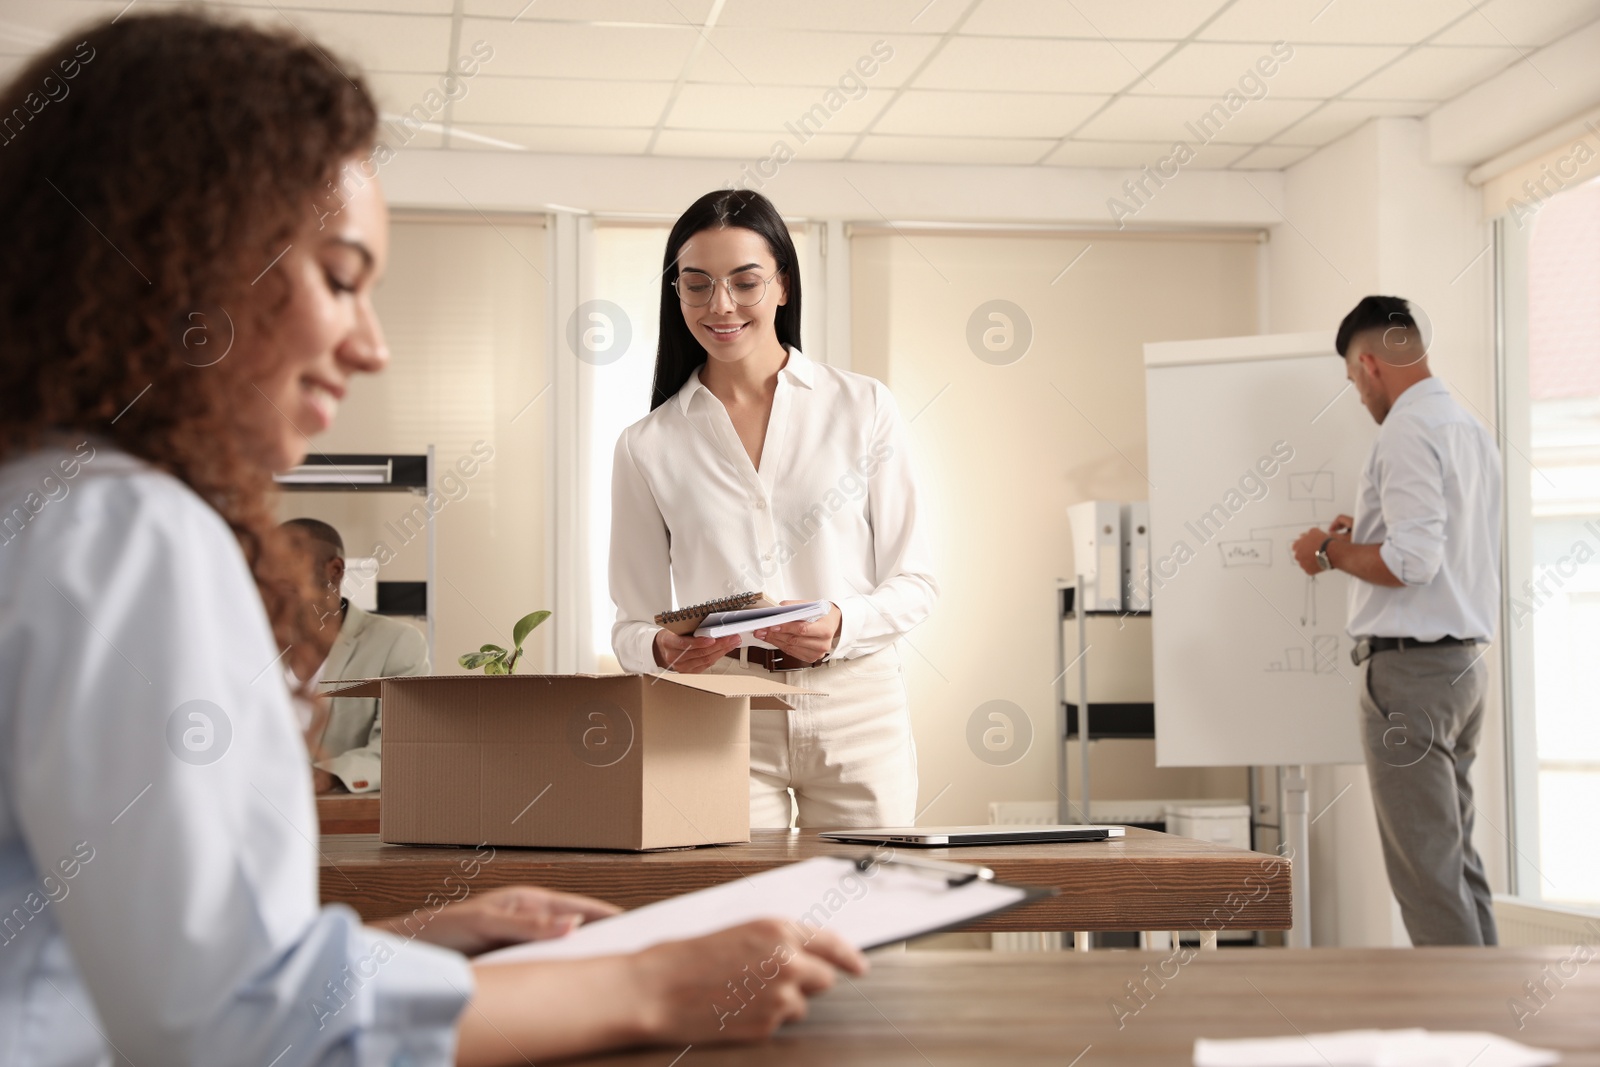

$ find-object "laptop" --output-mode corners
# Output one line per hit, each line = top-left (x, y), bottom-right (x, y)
(818, 824), (1125, 847)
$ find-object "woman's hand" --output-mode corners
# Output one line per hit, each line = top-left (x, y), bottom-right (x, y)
(459, 919), (868, 1064)
(375, 885), (620, 957)
(653, 628), (741, 673)
(630, 919), (868, 1043)
(754, 601), (841, 666)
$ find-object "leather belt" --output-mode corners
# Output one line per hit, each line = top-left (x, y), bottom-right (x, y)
(1351, 635), (1477, 666)
(725, 646), (820, 672)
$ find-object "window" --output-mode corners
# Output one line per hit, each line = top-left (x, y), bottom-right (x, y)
(1502, 177), (1600, 907)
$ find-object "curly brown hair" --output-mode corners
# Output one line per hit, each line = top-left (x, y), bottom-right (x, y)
(0, 10), (378, 664)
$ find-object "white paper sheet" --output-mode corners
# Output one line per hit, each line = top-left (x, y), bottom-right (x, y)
(1194, 1029), (1559, 1067)
(694, 601), (827, 639)
(477, 856), (1031, 965)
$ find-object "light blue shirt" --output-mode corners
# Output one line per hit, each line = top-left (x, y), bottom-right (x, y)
(1346, 377), (1502, 642)
(0, 446), (472, 1066)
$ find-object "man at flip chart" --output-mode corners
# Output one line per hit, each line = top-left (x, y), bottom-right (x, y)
(1292, 296), (1501, 946)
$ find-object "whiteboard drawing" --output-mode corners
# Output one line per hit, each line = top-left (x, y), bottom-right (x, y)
(1264, 635), (1341, 674)
(1219, 539), (1272, 567)
(1288, 471), (1335, 502)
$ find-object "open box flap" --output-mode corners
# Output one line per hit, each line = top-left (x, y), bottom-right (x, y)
(320, 673), (824, 702)
(650, 672), (822, 699)
(320, 677), (385, 698)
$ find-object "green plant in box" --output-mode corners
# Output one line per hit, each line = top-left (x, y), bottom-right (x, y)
(458, 610), (550, 675)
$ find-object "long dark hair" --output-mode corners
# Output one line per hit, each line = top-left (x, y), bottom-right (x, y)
(0, 11), (377, 667)
(650, 189), (802, 410)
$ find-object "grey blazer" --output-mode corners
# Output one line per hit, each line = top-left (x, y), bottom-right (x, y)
(315, 603), (429, 792)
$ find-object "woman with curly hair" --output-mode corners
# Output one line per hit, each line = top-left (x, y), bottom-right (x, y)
(0, 12), (862, 1066)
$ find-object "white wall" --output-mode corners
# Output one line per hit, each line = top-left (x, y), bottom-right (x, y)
(1264, 116), (1502, 947)
(852, 231), (1259, 830)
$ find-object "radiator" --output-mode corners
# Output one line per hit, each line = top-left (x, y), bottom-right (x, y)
(1494, 896), (1600, 946)
(988, 801), (1065, 951)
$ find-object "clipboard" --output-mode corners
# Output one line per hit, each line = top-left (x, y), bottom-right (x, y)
(476, 855), (1055, 965)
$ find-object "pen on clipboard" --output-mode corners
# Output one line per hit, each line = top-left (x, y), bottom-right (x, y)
(853, 854), (995, 887)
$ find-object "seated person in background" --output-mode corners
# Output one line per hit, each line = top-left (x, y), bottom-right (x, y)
(283, 517), (428, 794)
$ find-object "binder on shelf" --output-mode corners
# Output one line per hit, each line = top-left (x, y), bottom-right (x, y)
(1122, 501), (1152, 612)
(1067, 500), (1123, 611)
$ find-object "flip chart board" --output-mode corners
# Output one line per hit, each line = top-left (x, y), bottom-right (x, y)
(1143, 332), (1374, 767)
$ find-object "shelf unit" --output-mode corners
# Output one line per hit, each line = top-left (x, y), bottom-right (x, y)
(274, 448), (436, 659)
(1055, 577), (1153, 825)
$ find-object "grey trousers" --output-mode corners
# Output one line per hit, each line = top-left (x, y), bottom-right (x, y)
(1359, 644), (1498, 946)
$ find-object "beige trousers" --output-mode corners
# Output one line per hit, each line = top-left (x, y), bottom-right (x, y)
(709, 644), (918, 829)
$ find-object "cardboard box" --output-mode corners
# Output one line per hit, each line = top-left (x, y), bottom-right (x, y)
(324, 672), (814, 851)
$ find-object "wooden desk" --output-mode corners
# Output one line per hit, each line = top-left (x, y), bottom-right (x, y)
(318, 828), (1289, 934)
(317, 794), (379, 835)
(579, 948), (1600, 1066)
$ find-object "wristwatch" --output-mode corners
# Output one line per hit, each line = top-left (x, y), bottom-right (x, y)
(1315, 537), (1335, 572)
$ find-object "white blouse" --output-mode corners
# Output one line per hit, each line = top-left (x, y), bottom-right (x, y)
(609, 349), (938, 674)
(0, 445), (471, 1066)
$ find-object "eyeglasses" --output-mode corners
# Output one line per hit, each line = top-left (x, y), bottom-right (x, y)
(674, 269), (777, 308)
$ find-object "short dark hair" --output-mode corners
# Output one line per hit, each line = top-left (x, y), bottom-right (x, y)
(283, 518), (343, 557)
(1335, 295), (1418, 357)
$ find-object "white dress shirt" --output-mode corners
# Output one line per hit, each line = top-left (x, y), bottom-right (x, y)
(610, 349), (938, 674)
(1347, 377), (1502, 641)
(0, 445), (471, 1066)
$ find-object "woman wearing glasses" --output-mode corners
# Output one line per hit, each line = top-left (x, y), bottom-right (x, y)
(609, 190), (938, 828)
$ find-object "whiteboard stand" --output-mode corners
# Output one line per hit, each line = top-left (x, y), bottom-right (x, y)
(1283, 763), (1311, 948)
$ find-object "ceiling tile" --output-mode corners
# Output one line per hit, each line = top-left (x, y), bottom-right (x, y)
(1134, 42), (1402, 98)
(1228, 144), (1317, 169)
(872, 89), (1109, 138)
(1198, 0), (1467, 45)
(963, 0), (1217, 40)
(364, 72), (464, 115)
(254, 9), (450, 73)
(0, 1), (143, 54)
(261, 9), (452, 73)
(209, 0), (457, 13)
(1268, 99), (1432, 145)
(687, 28), (936, 87)
(462, 0), (715, 21)
(667, 83), (893, 135)
(385, 125), (444, 150)
(1074, 95), (1321, 144)
(715, 0), (967, 34)
(1342, 45), (1523, 101)
(651, 128), (857, 160)
(850, 133), (1057, 165)
(448, 75), (671, 126)
(449, 123), (654, 154)
(460, 16), (696, 80)
(1041, 139), (1250, 168)
(1430, 0), (1600, 46)
(914, 36), (1175, 93)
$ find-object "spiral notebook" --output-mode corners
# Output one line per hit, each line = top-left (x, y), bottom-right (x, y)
(654, 591), (777, 635)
